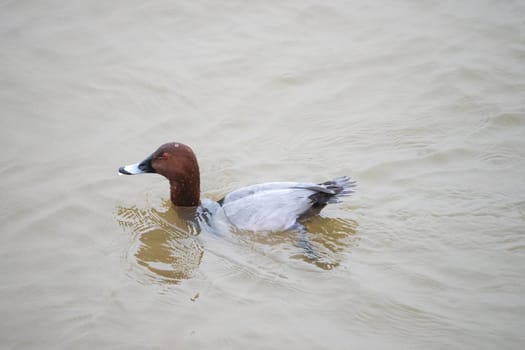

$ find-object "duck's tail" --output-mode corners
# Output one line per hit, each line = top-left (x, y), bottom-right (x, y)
(319, 176), (357, 204)
(298, 176), (357, 219)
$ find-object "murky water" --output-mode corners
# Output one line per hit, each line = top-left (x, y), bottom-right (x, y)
(1, 0), (524, 349)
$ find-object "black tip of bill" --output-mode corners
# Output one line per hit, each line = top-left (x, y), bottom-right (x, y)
(118, 166), (133, 175)
(118, 163), (144, 176)
(118, 155), (155, 176)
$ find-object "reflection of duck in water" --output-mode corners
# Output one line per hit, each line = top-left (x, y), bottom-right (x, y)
(116, 203), (204, 284)
(118, 142), (357, 272)
(117, 200), (359, 284)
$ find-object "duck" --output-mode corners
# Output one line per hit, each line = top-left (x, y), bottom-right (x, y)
(118, 142), (356, 233)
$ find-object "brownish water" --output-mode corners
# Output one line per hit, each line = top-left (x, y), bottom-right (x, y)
(1, 1), (525, 349)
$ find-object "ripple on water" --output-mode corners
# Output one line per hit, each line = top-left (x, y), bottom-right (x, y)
(354, 296), (465, 344)
(464, 112), (525, 169)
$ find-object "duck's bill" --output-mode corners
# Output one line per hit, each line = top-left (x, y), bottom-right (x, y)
(118, 155), (155, 175)
(118, 163), (144, 175)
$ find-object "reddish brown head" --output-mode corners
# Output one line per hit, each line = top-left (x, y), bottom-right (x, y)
(119, 142), (200, 207)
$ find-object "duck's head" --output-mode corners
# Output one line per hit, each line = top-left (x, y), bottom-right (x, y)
(119, 142), (200, 207)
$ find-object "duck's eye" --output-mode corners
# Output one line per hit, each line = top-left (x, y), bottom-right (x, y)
(157, 152), (169, 160)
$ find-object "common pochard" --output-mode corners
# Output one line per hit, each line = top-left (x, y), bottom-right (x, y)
(119, 142), (356, 233)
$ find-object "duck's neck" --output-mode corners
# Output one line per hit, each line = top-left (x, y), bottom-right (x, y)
(169, 177), (200, 207)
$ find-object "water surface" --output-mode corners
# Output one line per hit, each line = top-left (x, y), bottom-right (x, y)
(1, 0), (524, 349)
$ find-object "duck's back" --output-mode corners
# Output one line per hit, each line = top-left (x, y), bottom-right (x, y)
(217, 177), (355, 231)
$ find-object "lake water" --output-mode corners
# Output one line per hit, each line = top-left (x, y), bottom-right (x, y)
(1, 0), (524, 349)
